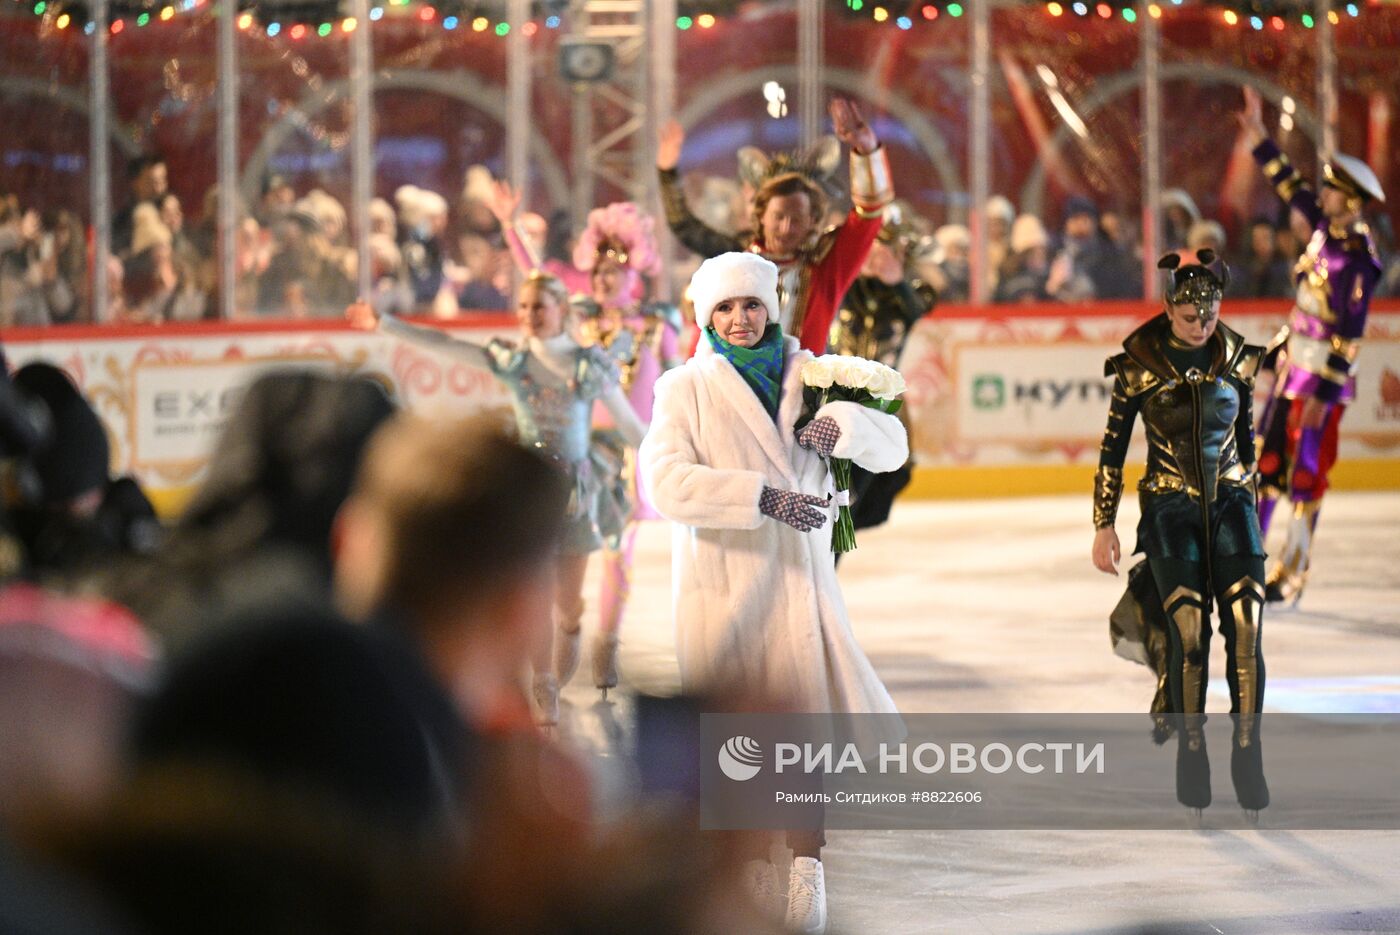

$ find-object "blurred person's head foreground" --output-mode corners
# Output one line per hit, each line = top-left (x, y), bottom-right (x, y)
(334, 415), (569, 716)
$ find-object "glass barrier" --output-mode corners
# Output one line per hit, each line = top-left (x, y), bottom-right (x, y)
(1160, 2), (1319, 301)
(0, 8), (93, 325)
(1338, 8), (1400, 297)
(105, 4), (218, 322)
(990, 3), (1146, 304)
(236, 8), (358, 319)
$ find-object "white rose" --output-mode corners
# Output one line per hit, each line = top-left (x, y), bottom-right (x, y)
(832, 356), (874, 390)
(869, 365), (907, 400)
(801, 357), (835, 388)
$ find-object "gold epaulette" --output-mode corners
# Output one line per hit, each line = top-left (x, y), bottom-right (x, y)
(1231, 344), (1264, 387)
(1105, 352), (1160, 397)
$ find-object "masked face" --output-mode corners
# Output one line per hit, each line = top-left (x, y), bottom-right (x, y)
(1166, 298), (1220, 347)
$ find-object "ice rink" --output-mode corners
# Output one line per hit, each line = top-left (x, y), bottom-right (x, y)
(556, 490), (1400, 934)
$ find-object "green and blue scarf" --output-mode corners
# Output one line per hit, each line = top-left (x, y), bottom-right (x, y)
(707, 323), (785, 420)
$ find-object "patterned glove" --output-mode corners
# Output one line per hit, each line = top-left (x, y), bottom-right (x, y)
(759, 485), (830, 532)
(795, 416), (841, 456)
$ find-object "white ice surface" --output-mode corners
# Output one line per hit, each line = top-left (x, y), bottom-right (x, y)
(555, 492), (1400, 934)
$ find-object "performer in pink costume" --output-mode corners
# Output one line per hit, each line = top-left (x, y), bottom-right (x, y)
(491, 187), (682, 696)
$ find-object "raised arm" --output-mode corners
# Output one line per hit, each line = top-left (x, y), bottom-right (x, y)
(656, 120), (747, 259)
(1239, 87), (1323, 229)
(487, 179), (546, 274)
(347, 300), (494, 370)
(800, 99), (895, 351)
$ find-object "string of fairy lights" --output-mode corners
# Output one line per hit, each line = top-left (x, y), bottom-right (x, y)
(1040, 0), (1362, 29)
(6, 0), (1373, 39)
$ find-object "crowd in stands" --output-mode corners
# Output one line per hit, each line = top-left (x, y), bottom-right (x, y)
(4, 152), (1400, 327)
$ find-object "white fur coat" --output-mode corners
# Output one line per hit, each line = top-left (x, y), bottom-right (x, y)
(639, 334), (906, 719)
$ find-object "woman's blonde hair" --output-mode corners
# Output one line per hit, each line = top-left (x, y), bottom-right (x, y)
(520, 269), (570, 309)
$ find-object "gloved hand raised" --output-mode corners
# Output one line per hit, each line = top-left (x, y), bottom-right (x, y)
(759, 485), (830, 532)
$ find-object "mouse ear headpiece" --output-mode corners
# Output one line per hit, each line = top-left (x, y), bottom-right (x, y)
(1159, 249), (1229, 323)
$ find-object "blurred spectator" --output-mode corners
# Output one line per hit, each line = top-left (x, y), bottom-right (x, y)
(1160, 188), (1200, 251)
(986, 195), (1015, 244)
(518, 212), (550, 270)
(1186, 218), (1226, 256)
(335, 416), (569, 723)
(459, 165), (502, 238)
(107, 371), (394, 646)
(367, 233), (414, 317)
(1, 206), (79, 327)
(28, 761), (466, 935)
(925, 224), (971, 303)
(100, 257), (131, 323)
(334, 414), (604, 931)
(130, 602), (471, 838)
(158, 193), (197, 267)
(298, 189), (355, 284)
(121, 204), (205, 323)
(4, 363), (160, 587)
(995, 214), (1053, 303)
(255, 208), (355, 318)
(1052, 195), (1140, 300)
(1232, 217), (1293, 299)
(1099, 208), (1134, 254)
(255, 172), (295, 228)
(1273, 215), (1302, 274)
(0, 583), (155, 827)
(111, 155), (168, 258)
(1374, 215), (1400, 298)
(0, 831), (135, 935)
(233, 217), (270, 316)
(985, 194), (1015, 297)
(395, 185), (452, 311)
(368, 196), (397, 238)
(456, 232), (510, 312)
(47, 210), (89, 324)
(543, 208), (575, 267)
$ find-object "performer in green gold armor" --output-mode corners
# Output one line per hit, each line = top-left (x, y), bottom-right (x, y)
(1091, 250), (1268, 813)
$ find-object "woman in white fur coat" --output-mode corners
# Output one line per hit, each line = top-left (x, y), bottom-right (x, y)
(639, 252), (906, 935)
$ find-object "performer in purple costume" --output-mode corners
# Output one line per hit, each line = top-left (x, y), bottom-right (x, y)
(1238, 88), (1386, 605)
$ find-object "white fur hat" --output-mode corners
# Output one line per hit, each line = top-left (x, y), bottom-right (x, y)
(1010, 214), (1049, 254)
(687, 252), (781, 329)
(394, 185), (448, 228)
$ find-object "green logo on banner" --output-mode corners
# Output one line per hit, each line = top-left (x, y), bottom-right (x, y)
(972, 374), (1005, 410)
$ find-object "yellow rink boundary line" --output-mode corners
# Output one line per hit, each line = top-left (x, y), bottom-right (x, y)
(904, 458), (1400, 500)
(147, 458), (1400, 518)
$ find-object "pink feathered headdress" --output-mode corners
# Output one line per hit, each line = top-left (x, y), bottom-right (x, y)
(572, 202), (663, 277)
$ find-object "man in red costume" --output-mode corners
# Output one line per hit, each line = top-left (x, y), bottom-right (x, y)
(656, 98), (894, 354)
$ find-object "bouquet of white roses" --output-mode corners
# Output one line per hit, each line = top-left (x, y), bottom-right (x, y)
(797, 354), (907, 553)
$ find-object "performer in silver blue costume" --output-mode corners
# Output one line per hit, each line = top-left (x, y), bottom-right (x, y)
(348, 271), (646, 723)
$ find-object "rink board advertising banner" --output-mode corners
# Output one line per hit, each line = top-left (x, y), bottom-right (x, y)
(697, 714), (1400, 831)
(4, 304), (1398, 503)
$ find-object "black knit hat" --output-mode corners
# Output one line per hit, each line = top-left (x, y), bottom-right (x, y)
(11, 363), (110, 504)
